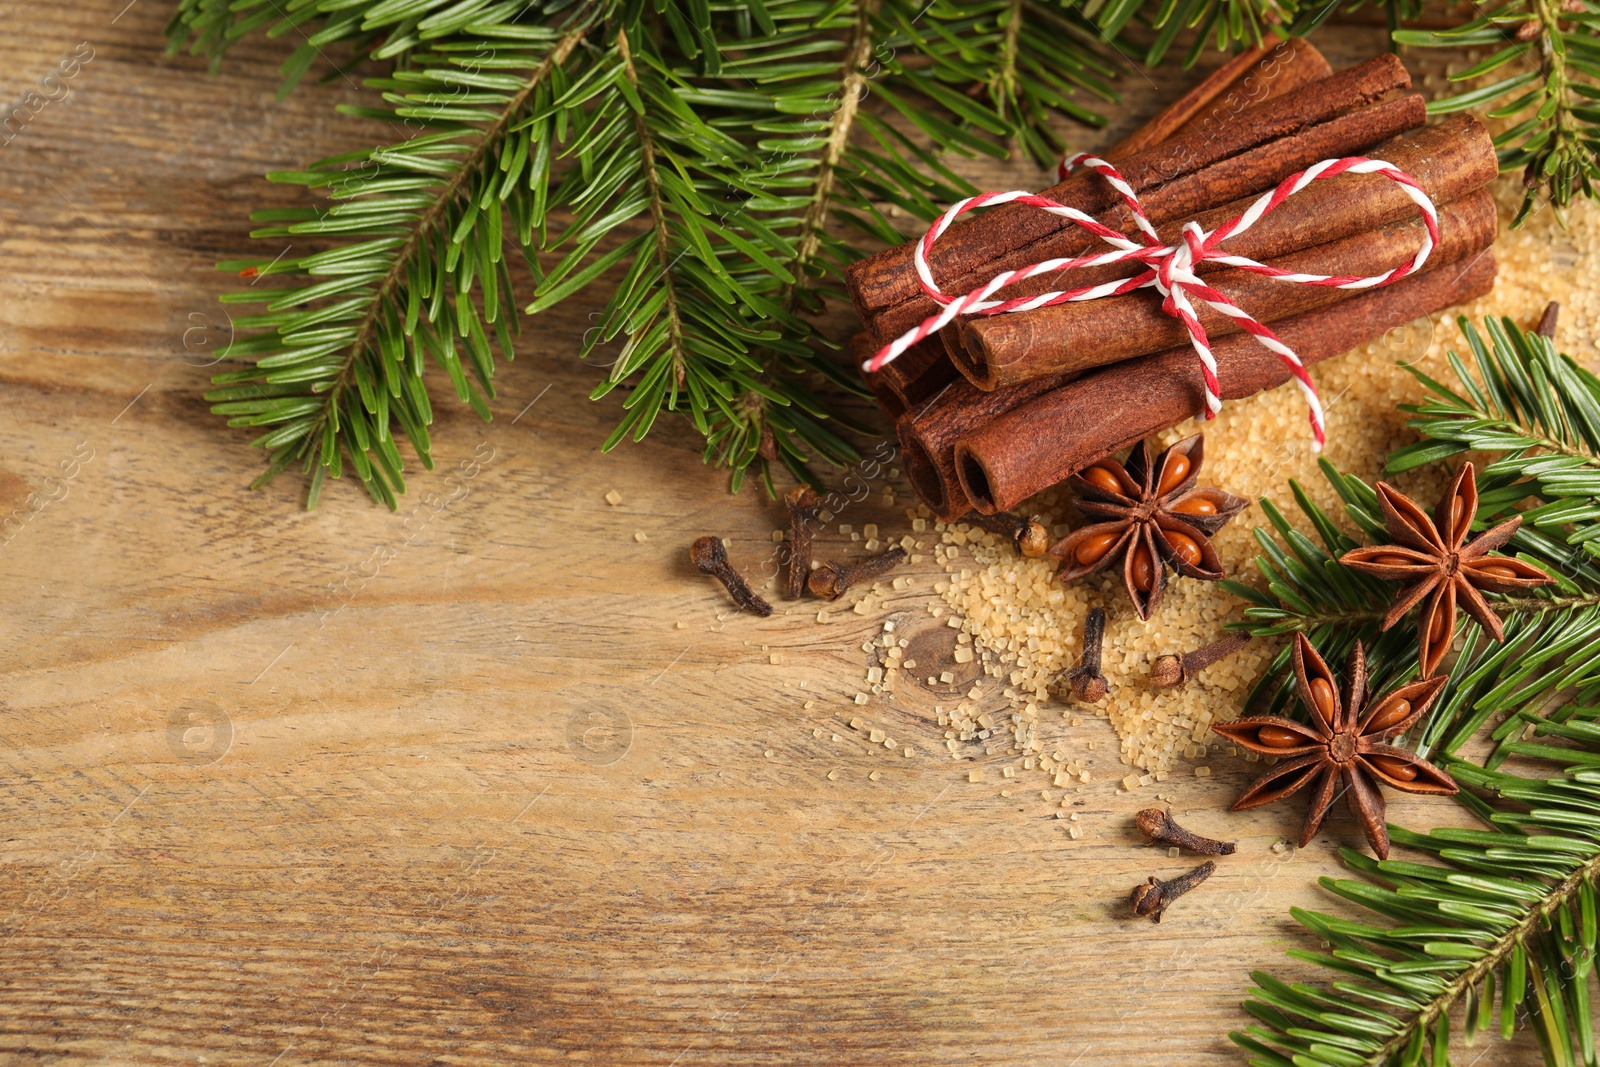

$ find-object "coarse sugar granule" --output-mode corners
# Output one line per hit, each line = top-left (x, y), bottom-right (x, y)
(933, 176), (1598, 775)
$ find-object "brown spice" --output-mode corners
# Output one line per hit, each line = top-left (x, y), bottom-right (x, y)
(1134, 809), (1237, 855)
(952, 253), (1499, 515)
(956, 188), (1496, 390)
(783, 485), (820, 600)
(1107, 40), (1327, 158)
(690, 536), (772, 617)
(1050, 435), (1247, 619)
(1151, 632), (1251, 688)
(850, 52), (1410, 331)
(967, 511), (1050, 558)
(1058, 607), (1109, 703)
(1211, 635), (1456, 858)
(808, 547), (908, 600)
(1129, 860), (1215, 922)
(854, 334), (959, 421)
(1537, 300), (1560, 338)
(1339, 462), (1554, 676)
(938, 115), (1497, 378)
(897, 369), (1075, 520)
(854, 43), (1332, 422)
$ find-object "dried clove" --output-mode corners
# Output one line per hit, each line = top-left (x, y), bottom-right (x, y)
(1134, 808), (1237, 856)
(690, 536), (772, 617)
(783, 486), (820, 600)
(1129, 861), (1215, 923)
(808, 546), (908, 600)
(1058, 607), (1108, 703)
(967, 511), (1051, 558)
(1537, 300), (1560, 339)
(1151, 632), (1250, 688)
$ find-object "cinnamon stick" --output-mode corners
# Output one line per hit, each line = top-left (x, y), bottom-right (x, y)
(856, 39), (1332, 410)
(898, 369), (1076, 520)
(869, 93), (1425, 348)
(901, 187), (1490, 516)
(848, 52), (1412, 329)
(953, 252), (1499, 514)
(857, 335), (958, 420)
(956, 187), (1497, 389)
(1105, 38), (1331, 158)
(937, 113), (1496, 373)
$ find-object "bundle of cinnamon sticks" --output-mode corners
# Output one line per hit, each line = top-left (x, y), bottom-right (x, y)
(845, 42), (1499, 520)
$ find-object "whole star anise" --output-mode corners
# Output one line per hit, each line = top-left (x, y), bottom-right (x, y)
(1212, 634), (1456, 859)
(1050, 434), (1247, 619)
(1339, 463), (1553, 676)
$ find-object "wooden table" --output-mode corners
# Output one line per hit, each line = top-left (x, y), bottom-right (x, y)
(0, 6), (1545, 1064)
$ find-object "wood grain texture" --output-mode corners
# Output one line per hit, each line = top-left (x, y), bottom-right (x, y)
(0, 6), (1549, 1064)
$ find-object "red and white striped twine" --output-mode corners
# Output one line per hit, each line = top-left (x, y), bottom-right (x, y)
(865, 155), (1441, 449)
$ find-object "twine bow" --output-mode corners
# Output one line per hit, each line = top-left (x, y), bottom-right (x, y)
(865, 154), (1441, 449)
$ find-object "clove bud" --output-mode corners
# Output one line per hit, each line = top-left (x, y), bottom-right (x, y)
(1129, 861), (1215, 923)
(1135, 808), (1236, 856)
(808, 546), (907, 600)
(968, 511), (1050, 558)
(1151, 632), (1249, 688)
(1057, 607), (1108, 703)
(783, 486), (820, 600)
(1536, 300), (1560, 339)
(691, 536), (773, 617)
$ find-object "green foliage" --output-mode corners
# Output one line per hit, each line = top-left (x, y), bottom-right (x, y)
(1233, 742), (1600, 1067)
(1088, 0), (1291, 68)
(1394, 0), (1600, 226)
(1229, 317), (1600, 1064)
(170, 0), (1130, 505)
(170, 0), (1600, 506)
(1224, 316), (1600, 748)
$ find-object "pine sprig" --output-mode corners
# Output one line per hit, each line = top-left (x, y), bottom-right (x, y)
(176, 0), (1128, 503)
(1233, 744), (1600, 1067)
(205, 13), (600, 507)
(1224, 317), (1600, 748)
(1394, 0), (1600, 226)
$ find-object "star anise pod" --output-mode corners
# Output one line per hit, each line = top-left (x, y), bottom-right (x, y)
(1212, 634), (1456, 859)
(1050, 435), (1247, 619)
(1339, 463), (1553, 676)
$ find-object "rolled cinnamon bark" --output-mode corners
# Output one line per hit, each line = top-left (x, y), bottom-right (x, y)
(848, 52), (1412, 334)
(898, 370), (1077, 521)
(868, 93), (1425, 348)
(936, 113), (1496, 372)
(1106, 38), (1332, 158)
(858, 335), (957, 420)
(955, 187), (1497, 388)
(953, 252), (1499, 514)
(862, 39), (1331, 410)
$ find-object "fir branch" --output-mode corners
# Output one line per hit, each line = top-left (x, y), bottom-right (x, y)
(206, 13), (601, 507)
(1226, 317), (1600, 748)
(1394, 0), (1600, 225)
(614, 24), (686, 395)
(189, 0), (1125, 502)
(787, 0), (879, 293)
(1234, 747), (1600, 1066)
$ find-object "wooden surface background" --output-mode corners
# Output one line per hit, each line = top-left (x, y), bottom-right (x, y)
(0, 5), (1550, 1064)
